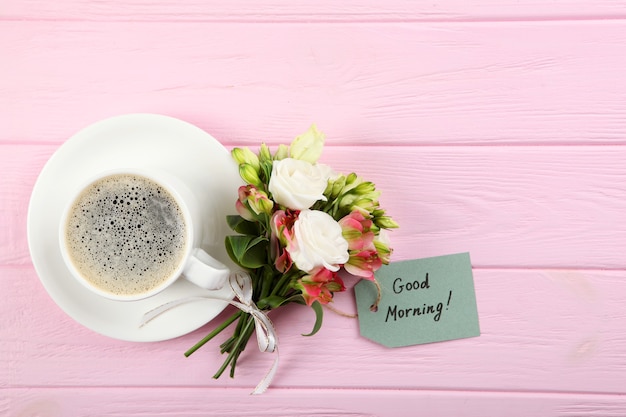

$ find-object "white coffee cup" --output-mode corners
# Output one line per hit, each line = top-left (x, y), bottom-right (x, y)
(59, 168), (231, 301)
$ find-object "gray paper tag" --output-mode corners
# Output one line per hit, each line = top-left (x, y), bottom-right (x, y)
(354, 253), (480, 347)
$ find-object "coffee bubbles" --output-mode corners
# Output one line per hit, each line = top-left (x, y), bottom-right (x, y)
(64, 173), (188, 297)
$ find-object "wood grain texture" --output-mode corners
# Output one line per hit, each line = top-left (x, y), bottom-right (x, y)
(5, 144), (626, 268)
(3, 0), (626, 22)
(3, 0), (626, 414)
(3, 266), (626, 394)
(2, 21), (626, 146)
(4, 388), (626, 417)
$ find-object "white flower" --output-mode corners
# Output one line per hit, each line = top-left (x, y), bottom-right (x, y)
(269, 158), (331, 210)
(290, 124), (325, 163)
(289, 210), (349, 273)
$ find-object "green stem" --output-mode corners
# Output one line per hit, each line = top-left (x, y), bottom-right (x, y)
(259, 266), (274, 301)
(213, 315), (255, 380)
(229, 323), (256, 378)
(220, 311), (247, 354)
(270, 270), (295, 297)
(228, 349), (244, 379)
(184, 311), (241, 357)
(220, 335), (236, 355)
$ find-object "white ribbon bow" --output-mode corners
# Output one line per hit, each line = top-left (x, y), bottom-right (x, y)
(140, 272), (279, 395)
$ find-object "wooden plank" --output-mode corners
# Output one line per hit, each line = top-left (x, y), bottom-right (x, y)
(3, 0), (626, 22)
(7, 144), (626, 268)
(2, 21), (626, 146)
(4, 266), (626, 394)
(4, 387), (626, 417)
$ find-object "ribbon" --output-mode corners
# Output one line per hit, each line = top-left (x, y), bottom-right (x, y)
(140, 272), (279, 395)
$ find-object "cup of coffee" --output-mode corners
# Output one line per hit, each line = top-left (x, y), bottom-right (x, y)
(59, 168), (231, 301)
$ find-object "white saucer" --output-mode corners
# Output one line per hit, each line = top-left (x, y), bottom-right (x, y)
(27, 114), (242, 342)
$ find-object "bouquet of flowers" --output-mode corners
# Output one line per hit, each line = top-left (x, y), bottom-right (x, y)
(184, 125), (398, 392)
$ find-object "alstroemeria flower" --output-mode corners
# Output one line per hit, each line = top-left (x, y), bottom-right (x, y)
(270, 210), (298, 272)
(339, 210), (375, 251)
(295, 267), (346, 306)
(373, 229), (393, 264)
(236, 186), (255, 221)
(268, 158), (331, 210)
(288, 209), (349, 273)
(248, 186), (273, 215)
(236, 185), (273, 220)
(344, 249), (382, 281)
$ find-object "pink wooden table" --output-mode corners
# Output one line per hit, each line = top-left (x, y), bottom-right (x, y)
(3, 1), (626, 415)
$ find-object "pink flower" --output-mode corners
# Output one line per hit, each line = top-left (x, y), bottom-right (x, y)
(236, 185), (273, 220)
(343, 250), (383, 281)
(338, 210), (390, 280)
(339, 210), (375, 251)
(270, 210), (298, 272)
(296, 267), (346, 306)
(373, 229), (393, 265)
(236, 186), (255, 221)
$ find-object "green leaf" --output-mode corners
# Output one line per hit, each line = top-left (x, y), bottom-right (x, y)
(256, 293), (303, 309)
(226, 215), (260, 236)
(225, 235), (269, 269)
(256, 295), (284, 309)
(224, 236), (241, 268)
(302, 301), (324, 337)
(259, 160), (274, 185)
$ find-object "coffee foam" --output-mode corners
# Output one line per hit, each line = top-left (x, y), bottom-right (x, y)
(64, 173), (187, 297)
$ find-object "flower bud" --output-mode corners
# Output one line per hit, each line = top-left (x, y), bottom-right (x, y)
(339, 194), (358, 210)
(259, 143), (272, 163)
(345, 172), (358, 185)
(236, 199), (255, 221)
(295, 267), (346, 306)
(330, 175), (347, 198)
(372, 208), (385, 217)
(248, 188), (274, 215)
(239, 163), (263, 188)
(236, 186), (255, 221)
(325, 280), (344, 292)
(374, 230), (393, 264)
(290, 124), (325, 163)
(344, 249), (382, 280)
(353, 198), (377, 212)
(232, 147), (260, 171)
(339, 210), (375, 251)
(353, 181), (377, 197)
(274, 144), (289, 160)
(375, 215), (399, 229)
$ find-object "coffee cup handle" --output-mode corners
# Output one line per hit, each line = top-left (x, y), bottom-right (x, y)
(182, 248), (230, 290)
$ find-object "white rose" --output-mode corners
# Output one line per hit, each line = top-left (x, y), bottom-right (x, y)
(269, 158), (330, 210)
(288, 210), (349, 273)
